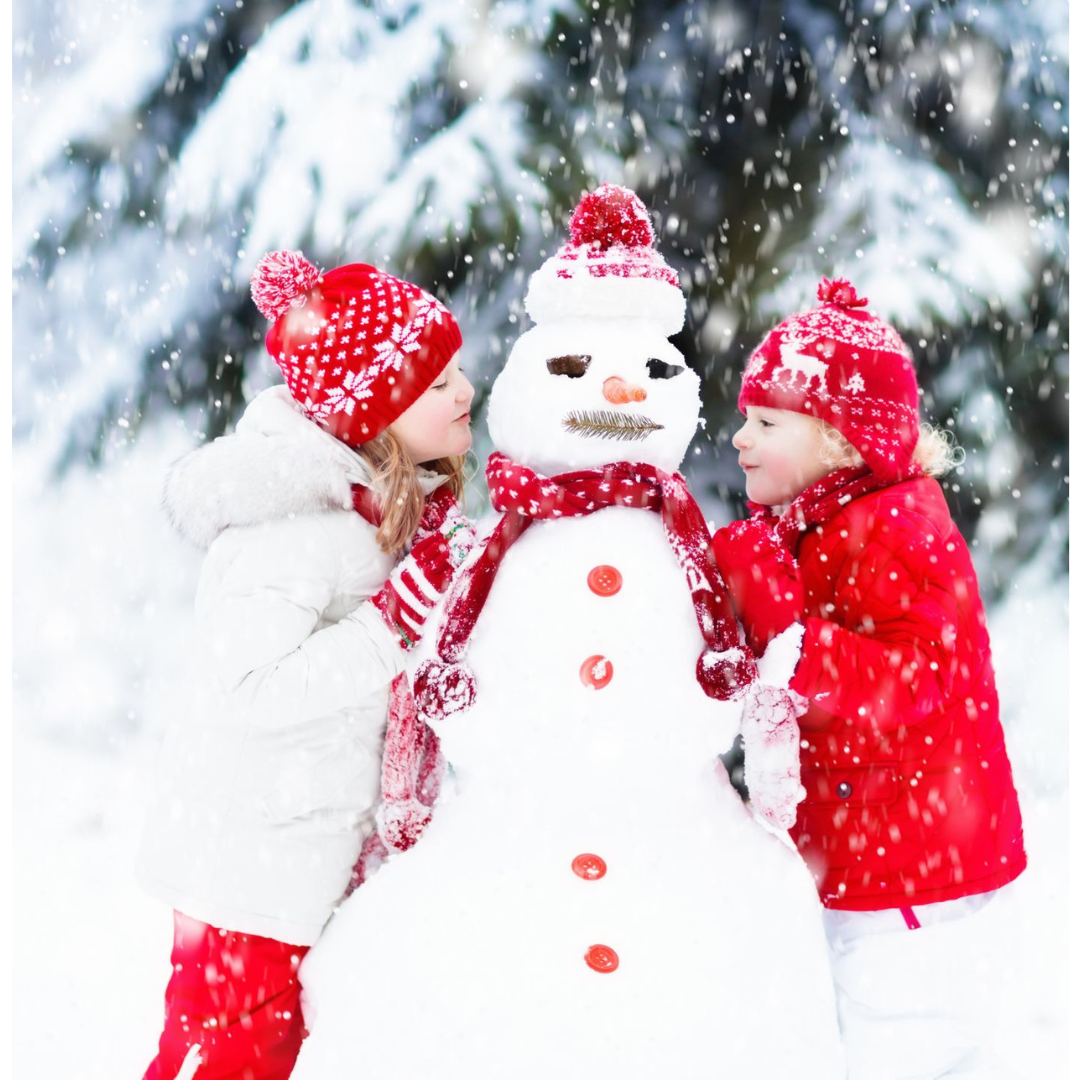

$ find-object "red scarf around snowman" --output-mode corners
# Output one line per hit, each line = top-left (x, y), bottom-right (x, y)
(363, 186), (805, 876)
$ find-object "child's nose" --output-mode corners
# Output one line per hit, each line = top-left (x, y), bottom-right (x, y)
(732, 425), (750, 450)
(603, 376), (647, 404)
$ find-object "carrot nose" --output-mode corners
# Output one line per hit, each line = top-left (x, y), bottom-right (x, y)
(603, 376), (647, 404)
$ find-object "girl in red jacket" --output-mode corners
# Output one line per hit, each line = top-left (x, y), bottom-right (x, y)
(713, 278), (1026, 1080)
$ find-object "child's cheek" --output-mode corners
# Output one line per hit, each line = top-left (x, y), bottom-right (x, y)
(758, 450), (805, 503)
(757, 448), (790, 482)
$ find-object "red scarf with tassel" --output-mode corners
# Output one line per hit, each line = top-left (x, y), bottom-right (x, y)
(412, 452), (757, 726)
(346, 481), (446, 882)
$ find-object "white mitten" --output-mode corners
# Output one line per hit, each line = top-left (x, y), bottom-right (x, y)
(740, 623), (808, 830)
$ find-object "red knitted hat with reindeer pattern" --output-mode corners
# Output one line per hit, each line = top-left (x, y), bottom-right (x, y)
(251, 251), (461, 448)
(738, 278), (920, 480)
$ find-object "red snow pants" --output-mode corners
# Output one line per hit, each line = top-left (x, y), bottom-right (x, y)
(143, 911), (310, 1080)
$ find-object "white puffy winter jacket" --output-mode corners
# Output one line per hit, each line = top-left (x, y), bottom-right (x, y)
(137, 387), (443, 945)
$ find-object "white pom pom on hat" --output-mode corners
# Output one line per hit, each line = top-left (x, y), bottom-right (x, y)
(525, 184), (686, 337)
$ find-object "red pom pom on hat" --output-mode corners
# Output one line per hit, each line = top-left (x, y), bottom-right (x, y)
(251, 250), (321, 321)
(816, 277), (868, 309)
(568, 183), (656, 249)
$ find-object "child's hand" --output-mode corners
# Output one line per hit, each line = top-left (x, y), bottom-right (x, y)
(439, 510), (476, 569)
(415, 486), (459, 539)
(373, 532), (460, 651)
(741, 682), (807, 831)
(739, 624), (808, 831)
(416, 487), (476, 568)
(712, 519), (803, 657)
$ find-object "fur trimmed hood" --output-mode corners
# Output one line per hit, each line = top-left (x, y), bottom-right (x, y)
(164, 386), (445, 549)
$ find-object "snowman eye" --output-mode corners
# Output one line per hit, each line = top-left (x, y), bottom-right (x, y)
(646, 358), (684, 380)
(546, 354), (592, 378)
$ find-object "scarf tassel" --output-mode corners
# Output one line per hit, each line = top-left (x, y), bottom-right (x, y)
(414, 657), (478, 726)
(698, 645), (757, 701)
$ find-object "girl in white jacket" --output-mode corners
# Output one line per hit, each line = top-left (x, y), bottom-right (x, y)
(138, 252), (475, 1080)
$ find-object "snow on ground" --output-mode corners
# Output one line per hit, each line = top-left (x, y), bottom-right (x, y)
(11, 434), (1071, 1078)
(13, 430), (202, 1079)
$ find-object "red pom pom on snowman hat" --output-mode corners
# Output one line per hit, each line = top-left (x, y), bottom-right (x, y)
(525, 184), (685, 337)
(250, 250), (322, 321)
(568, 183), (657, 249)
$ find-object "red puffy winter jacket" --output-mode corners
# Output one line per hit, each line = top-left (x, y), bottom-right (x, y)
(715, 477), (1026, 910)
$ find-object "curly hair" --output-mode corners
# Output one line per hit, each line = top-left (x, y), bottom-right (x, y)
(816, 420), (964, 478)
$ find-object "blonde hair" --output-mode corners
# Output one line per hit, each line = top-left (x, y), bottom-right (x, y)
(816, 420), (964, 478)
(356, 429), (468, 554)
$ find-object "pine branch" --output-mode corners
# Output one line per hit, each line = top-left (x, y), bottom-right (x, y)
(562, 410), (663, 442)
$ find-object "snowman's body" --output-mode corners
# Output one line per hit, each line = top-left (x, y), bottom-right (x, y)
(294, 199), (845, 1078)
(295, 507), (844, 1077)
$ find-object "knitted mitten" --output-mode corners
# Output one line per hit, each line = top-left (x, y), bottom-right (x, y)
(739, 624), (808, 829)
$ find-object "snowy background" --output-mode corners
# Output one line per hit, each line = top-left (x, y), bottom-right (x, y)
(11, 0), (1069, 1076)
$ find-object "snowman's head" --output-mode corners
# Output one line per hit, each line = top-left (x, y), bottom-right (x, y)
(487, 184), (701, 475)
(487, 316), (701, 474)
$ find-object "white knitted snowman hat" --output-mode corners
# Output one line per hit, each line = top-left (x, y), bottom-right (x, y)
(525, 184), (686, 337)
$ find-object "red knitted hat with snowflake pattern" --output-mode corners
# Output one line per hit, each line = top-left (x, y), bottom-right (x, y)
(251, 251), (461, 448)
(738, 278), (920, 481)
(524, 184), (686, 336)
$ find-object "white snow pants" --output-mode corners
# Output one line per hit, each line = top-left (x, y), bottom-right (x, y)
(823, 889), (1013, 1080)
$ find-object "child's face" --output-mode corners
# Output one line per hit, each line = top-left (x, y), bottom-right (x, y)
(389, 355), (475, 465)
(732, 406), (835, 508)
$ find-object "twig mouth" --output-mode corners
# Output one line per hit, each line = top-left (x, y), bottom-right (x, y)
(563, 410), (664, 442)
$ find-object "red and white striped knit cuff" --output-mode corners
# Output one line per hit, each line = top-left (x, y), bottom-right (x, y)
(374, 560), (445, 650)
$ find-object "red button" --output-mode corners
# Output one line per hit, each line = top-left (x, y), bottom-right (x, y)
(571, 854), (607, 880)
(579, 655), (613, 690)
(584, 944), (619, 973)
(587, 565), (623, 596)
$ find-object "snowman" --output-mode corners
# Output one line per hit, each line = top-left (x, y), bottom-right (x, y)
(293, 186), (844, 1079)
